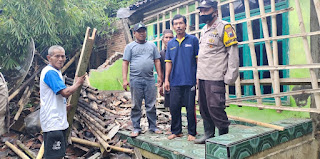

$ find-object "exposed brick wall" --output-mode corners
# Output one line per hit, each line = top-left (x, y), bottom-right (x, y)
(106, 21), (128, 58)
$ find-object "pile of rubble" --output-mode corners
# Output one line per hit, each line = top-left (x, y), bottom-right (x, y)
(0, 74), (172, 158)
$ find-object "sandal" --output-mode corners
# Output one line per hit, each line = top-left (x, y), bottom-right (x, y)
(167, 133), (183, 140)
(130, 130), (141, 137)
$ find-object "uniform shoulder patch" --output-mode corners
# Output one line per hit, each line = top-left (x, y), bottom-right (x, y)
(223, 24), (238, 47)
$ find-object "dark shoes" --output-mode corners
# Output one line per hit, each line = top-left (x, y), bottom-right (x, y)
(219, 127), (229, 136)
(194, 134), (214, 144)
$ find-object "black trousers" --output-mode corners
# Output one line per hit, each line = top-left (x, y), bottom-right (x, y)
(170, 85), (197, 136)
(198, 80), (230, 130)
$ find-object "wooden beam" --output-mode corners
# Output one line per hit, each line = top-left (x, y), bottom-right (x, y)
(258, 0), (281, 108)
(227, 88), (320, 103)
(244, 0), (263, 104)
(5, 141), (30, 159)
(228, 115), (284, 131)
(238, 78), (320, 85)
(239, 63), (320, 71)
(67, 27), (97, 137)
(229, 102), (320, 113)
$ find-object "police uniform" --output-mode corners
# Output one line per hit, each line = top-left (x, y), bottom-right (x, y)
(197, 18), (239, 134)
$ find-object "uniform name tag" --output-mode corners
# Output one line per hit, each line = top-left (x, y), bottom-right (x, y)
(185, 44), (192, 47)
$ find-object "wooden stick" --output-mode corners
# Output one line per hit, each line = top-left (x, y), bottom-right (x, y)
(16, 140), (36, 159)
(258, 0), (280, 108)
(61, 51), (80, 73)
(35, 142), (44, 159)
(8, 66), (44, 102)
(227, 88), (320, 103)
(229, 102), (320, 113)
(228, 115), (284, 131)
(71, 137), (100, 147)
(244, 0), (263, 104)
(228, 0), (242, 105)
(294, 0), (320, 109)
(14, 86), (31, 121)
(5, 141), (30, 159)
(71, 137), (133, 154)
(240, 63), (320, 71)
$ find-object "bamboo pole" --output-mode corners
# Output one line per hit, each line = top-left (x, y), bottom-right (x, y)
(186, 5), (190, 33)
(82, 118), (111, 152)
(82, 117), (111, 142)
(258, 0), (281, 108)
(240, 63), (320, 71)
(36, 142), (44, 159)
(228, 0), (242, 105)
(157, 15), (160, 50)
(294, 0), (320, 109)
(71, 137), (100, 147)
(5, 141), (30, 159)
(195, 1), (199, 38)
(229, 102), (320, 113)
(170, 11), (173, 29)
(228, 115), (284, 131)
(16, 140), (36, 159)
(227, 88), (320, 103)
(244, 0), (263, 105)
(239, 78), (320, 85)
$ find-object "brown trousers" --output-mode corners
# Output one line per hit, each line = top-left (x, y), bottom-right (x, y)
(198, 80), (230, 130)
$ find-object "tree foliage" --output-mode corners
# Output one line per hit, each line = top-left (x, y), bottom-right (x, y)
(0, 0), (137, 71)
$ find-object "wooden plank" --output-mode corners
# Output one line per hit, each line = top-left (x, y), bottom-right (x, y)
(67, 27), (97, 137)
(170, 11), (173, 29)
(195, 1), (199, 36)
(229, 102), (320, 113)
(294, 0), (320, 109)
(238, 78), (320, 85)
(157, 15), (160, 50)
(239, 63), (320, 71)
(232, 7), (294, 25)
(258, 0), (281, 108)
(186, 5), (190, 33)
(238, 30), (320, 45)
(229, 0), (242, 105)
(218, 0), (237, 6)
(228, 115), (284, 131)
(244, 0), (263, 104)
(227, 88), (320, 103)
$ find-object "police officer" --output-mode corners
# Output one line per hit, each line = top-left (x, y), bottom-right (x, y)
(195, 0), (239, 144)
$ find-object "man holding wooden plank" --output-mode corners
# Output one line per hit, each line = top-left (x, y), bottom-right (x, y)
(195, 0), (239, 144)
(40, 45), (85, 158)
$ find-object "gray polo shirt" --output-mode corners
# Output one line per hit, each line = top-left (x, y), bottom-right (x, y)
(123, 41), (161, 79)
(197, 19), (239, 85)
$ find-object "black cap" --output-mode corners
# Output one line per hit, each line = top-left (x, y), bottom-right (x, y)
(197, 0), (218, 9)
(133, 22), (146, 31)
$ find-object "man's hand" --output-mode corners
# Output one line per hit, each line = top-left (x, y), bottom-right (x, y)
(75, 74), (86, 86)
(164, 80), (170, 91)
(123, 79), (130, 91)
(157, 77), (163, 87)
(159, 87), (164, 96)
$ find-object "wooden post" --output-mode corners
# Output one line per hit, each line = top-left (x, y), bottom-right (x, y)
(186, 5), (190, 33)
(258, 0), (282, 110)
(195, 1), (199, 38)
(310, 0), (320, 157)
(5, 141), (30, 159)
(170, 11), (173, 29)
(228, 0), (242, 105)
(157, 15), (160, 51)
(244, 0), (263, 105)
(67, 27), (97, 137)
(295, 0), (320, 109)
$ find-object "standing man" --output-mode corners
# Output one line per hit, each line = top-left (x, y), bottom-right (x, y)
(195, 0), (239, 144)
(159, 29), (174, 109)
(164, 14), (199, 141)
(122, 22), (163, 137)
(40, 45), (86, 158)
